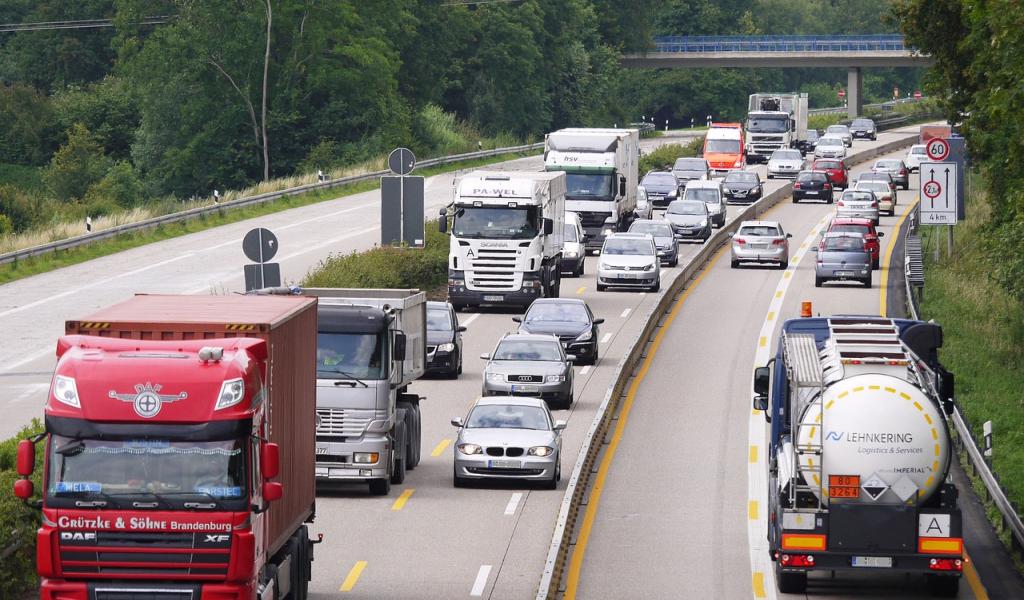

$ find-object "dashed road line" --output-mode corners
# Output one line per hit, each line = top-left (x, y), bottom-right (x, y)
(339, 560), (367, 592)
(391, 488), (415, 511)
(620, 308), (631, 318)
(579, 365), (591, 376)
(470, 565), (492, 596)
(431, 439), (452, 457)
(599, 332), (612, 344)
(462, 313), (481, 327)
(504, 492), (523, 515)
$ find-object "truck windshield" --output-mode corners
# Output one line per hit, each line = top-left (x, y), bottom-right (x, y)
(564, 173), (614, 200)
(746, 118), (789, 133)
(317, 332), (386, 380)
(705, 140), (740, 153)
(452, 206), (539, 239)
(47, 436), (247, 506)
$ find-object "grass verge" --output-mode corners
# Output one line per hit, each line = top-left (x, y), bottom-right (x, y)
(0, 420), (44, 598)
(0, 151), (536, 286)
(917, 173), (1024, 552)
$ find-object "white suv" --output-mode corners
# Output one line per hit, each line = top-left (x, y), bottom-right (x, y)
(596, 233), (660, 293)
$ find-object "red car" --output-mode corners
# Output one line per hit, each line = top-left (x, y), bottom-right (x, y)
(812, 158), (849, 189)
(827, 217), (884, 268)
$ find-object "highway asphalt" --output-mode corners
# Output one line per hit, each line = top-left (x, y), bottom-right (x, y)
(2, 125), (1015, 599)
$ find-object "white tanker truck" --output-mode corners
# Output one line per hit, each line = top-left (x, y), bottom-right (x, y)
(753, 315), (962, 597)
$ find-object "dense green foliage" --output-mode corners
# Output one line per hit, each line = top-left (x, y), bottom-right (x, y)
(896, 0), (1024, 304)
(640, 139), (701, 173)
(0, 419), (45, 598)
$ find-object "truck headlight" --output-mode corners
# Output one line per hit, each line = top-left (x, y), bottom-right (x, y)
(458, 443), (483, 455)
(438, 343), (456, 352)
(215, 378), (245, 410)
(733, 160), (743, 167)
(353, 452), (379, 464)
(546, 374), (566, 382)
(486, 371), (505, 383)
(53, 375), (80, 408)
(528, 446), (554, 457)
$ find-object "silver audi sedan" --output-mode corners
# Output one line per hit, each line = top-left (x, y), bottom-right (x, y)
(481, 333), (574, 409)
(451, 396), (565, 488)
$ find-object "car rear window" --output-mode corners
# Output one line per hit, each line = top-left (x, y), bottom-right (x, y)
(739, 226), (781, 237)
(911, 146), (927, 155)
(830, 224), (869, 236)
(797, 172), (826, 182)
(823, 236), (864, 251)
(814, 160), (840, 169)
(674, 158), (707, 170)
(842, 192), (875, 202)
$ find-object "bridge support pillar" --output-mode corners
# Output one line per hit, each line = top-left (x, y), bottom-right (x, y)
(847, 67), (863, 119)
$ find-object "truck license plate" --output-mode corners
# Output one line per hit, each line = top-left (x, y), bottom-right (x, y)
(315, 446), (328, 455)
(511, 384), (539, 393)
(483, 295), (504, 302)
(852, 556), (893, 568)
(488, 459), (522, 469)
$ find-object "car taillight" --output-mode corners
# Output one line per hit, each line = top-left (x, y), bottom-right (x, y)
(837, 200), (845, 206)
(871, 201), (879, 208)
(823, 183), (832, 189)
(794, 182), (801, 188)
(735, 237), (746, 245)
(772, 239), (786, 246)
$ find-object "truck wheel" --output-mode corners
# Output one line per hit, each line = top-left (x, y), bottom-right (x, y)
(391, 422), (407, 485)
(774, 563), (807, 594)
(397, 398), (420, 469)
(926, 574), (959, 597)
(369, 477), (391, 495)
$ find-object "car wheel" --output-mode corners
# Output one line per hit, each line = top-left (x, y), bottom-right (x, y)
(596, 283), (606, 292)
(863, 277), (872, 288)
(792, 196), (799, 203)
(453, 465), (468, 489)
(671, 256), (679, 267)
(650, 279), (660, 293)
(815, 277), (823, 288)
(780, 260), (789, 269)
(872, 258), (880, 270)
(578, 260), (585, 277)
(731, 259), (739, 269)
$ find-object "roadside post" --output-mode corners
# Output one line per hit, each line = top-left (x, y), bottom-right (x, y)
(242, 227), (282, 291)
(381, 147), (425, 248)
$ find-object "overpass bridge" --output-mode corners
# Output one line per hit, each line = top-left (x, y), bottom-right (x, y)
(622, 35), (932, 117)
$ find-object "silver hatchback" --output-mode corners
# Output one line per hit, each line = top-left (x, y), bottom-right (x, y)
(814, 232), (872, 288)
(730, 220), (792, 269)
(836, 190), (880, 225)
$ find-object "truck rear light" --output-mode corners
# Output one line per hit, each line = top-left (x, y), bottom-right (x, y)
(929, 558), (963, 572)
(780, 554), (815, 567)
(919, 537), (963, 555)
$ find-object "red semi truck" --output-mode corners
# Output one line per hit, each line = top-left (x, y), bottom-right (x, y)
(13, 294), (319, 600)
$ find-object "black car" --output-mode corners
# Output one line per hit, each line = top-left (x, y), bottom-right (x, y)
(426, 301), (465, 377)
(792, 170), (834, 203)
(640, 171), (681, 207)
(515, 298), (603, 366)
(722, 170), (763, 204)
(850, 118), (877, 140)
(798, 129), (821, 154)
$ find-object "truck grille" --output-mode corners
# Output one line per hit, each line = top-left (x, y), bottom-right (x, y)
(469, 248), (519, 290)
(60, 531), (230, 580)
(317, 408), (372, 438)
(93, 586), (199, 600)
(577, 211), (612, 229)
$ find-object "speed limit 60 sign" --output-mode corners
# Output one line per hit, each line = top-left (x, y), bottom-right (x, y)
(926, 137), (950, 161)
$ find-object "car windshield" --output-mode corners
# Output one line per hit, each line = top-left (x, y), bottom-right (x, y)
(466, 404), (550, 430)
(819, 138), (844, 147)
(815, 161), (840, 170)
(725, 172), (757, 183)
(642, 173), (676, 186)
(705, 140), (741, 153)
(746, 117), (789, 133)
(858, 182), (889, 193)
(317, 332), (386, 379)
(602, 238), (654, 255)
(823, 236), (864, 252)
(493, 340), (563, 361)
(667, 201), (706, 215)
(684, 188), (720, 203)
(831, 224), (870, 236)
(807, 131), (820, 140)
(797, 172), (826, 183)
(673, 158), (706, 170)
(911, 146), (927, 155)
(875, 160), (900, 169)
(47, 436), (247, 505)
(827, 125), (850, 134)
(526, 302), (590, 323)
(739, 225), (781, 237)
(630, 222), (673, 237)
(564, 173), (614, 200)
(842, 192), (875, 203)
(563, 223), (578, 242)
(427, 309), (453, 331)
(452, 206), (539, 239)
(852, 119), (873, 128)
(771, 150), (801, 160)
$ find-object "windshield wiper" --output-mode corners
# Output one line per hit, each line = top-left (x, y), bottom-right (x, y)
(155, 491), (223, 509)
(324, 366), (369, 388)
(52, 488), (114, 508)
(103, 491), (173, 510)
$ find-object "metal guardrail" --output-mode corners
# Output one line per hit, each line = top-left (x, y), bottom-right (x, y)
(650, 34), (911, 54)
(0, 142), (545, 266)
(902, 202), (1024, 563)
(536, 131), (922, 599)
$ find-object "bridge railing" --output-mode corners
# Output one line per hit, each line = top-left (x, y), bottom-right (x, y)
(649, 34), (909, 53)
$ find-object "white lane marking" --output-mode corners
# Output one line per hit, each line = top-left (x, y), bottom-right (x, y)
(4, 348), (54, 373)
(619, 308), (631, 318)
(579, 365), (592, 376)
(13, 383), (50, 404)
(0, 253), (195, 321)
(461, 313), (481, 327)
(746, 216), (829, 600)
(470, 565), (492, 596)
(277, 228), (378, 262)
(599, 332), (612, 344)
(504, 492), (522, 516)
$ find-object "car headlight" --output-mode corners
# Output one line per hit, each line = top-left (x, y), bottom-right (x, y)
(667, 189), (677, 198)
(700, 220), (708, 227)
(575, 329), (593, 342)
(733, 160), (743, 167)
(643, 263), (655, 271)
(485, 371), (505, 383)
(528, 446), (554, 457)
(215, 378), (245, 411)
(546, 374), (566, 382)
(457, 443), (483, 455)
(565, 250), (578, 258)
(53, 375), (80, 408)
(438, 343), (455, 352)
(602, 228), (614, 237)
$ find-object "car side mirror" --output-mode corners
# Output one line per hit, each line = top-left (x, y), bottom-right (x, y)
(451, 417), (465, 428)
(593, 318), (605, 325)
(566, 355), (577, 363)
(261, 442), (281, 479)
(786, 233), (793, 238)
(457, 326), (467, 332)
(553, 420), (567, 431)
(543, 218), (554, 235)
(262, 481), (283, 503)
(811, 246), (818, 252)
(394, 332), (407, 360)
(876, 232), (884, 237)
(479, 353), (490, 360)
(512, 317), (522, 323)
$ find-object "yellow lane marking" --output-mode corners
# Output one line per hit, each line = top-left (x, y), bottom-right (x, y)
(759, 336), (767, 348)
(752, 572), (767, 598)
(563, 247), (726, 599)
(576, 286), (586, 295)
(749, 445), (758, 464)
(748, 500), (758, 520)
(766, 311), (775, 321)
(431, 439), (451, 457)
(340, 560), (367, 592)
(775, 291), (783, 299)
(964, 551), (990, 599)
(879, 197), (919, 317)
(783, 271), (792, 279)
(391, 488), (415, 511)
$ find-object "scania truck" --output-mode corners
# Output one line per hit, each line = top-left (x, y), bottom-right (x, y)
(441, 171), (566, 310)
(753, 315), (962, 597)
(544, 128), (639, 252)
(14, 294), (319, 600)
(745, 93), (808, 163)
(297, 288), (426, 496)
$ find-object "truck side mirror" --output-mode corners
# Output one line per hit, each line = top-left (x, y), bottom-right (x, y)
(543, 218), (554, 235)
(17, 439), (35, 476)
(618, 176), (627, 196)
(438, 211), (447, 234)
(13, 479), (33, 500)
(753, 366), (771, 412)
(262, 481), (283, 503)
(394, 332), (407, 360)
(261, 442), (280, 479)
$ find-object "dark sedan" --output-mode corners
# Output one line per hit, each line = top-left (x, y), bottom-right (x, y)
(722, 170), (763, 204)
(515, 298), (603, 366)
(426, 301), (466, 377)
(792, 170), (833, 203)
(640, 171), (681, 207)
